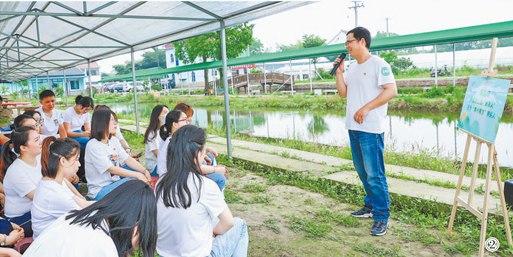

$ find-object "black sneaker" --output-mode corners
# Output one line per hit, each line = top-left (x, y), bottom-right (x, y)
(351, 206), (373, 218)
(370, 221), (388, 236)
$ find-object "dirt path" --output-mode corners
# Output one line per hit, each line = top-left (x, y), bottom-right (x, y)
(226, 168), (459, 257)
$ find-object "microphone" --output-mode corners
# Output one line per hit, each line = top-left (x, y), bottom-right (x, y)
(330, 53), (347, 76)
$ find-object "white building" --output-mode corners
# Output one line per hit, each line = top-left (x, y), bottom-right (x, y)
(77, 62), (102, 89)
(164, 44), (216, 88)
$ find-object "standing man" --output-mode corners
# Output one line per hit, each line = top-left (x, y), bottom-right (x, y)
(334, 27), (397, 236)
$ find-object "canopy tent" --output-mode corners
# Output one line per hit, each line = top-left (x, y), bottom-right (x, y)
(0, 1), (313, 160)
(101, 19), (513, 82)
(0, 1), (311, 82)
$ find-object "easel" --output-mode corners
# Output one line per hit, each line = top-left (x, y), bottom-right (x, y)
(447, 38), (513, 256)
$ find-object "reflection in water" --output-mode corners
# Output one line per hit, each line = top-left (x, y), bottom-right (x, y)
(108, 102), (513, 167)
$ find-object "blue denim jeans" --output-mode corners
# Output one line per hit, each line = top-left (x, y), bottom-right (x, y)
(3, 211), (32, 237)
(348, 130), (390, 223)
(209, 217), (249, 257)
(93, 178), (135, 200)
(72, 130), (90, 148)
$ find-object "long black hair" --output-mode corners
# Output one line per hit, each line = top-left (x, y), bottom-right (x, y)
(66, 180), (157, 257)
(156, 125), (206, 209)
(143, 105), (168, 144)
(11, 114), (35, 130)
(1, 126), (37, 177)
(91, 109), (115, 141)
(158, 110), (184, 141)
(41, 136), (80, 178)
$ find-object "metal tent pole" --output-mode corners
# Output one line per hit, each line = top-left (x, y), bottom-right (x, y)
(308, 58), (313, 93)
(63, 69), (68, 107)
(131, 47), (140, 135)
(453, 43), (456, 87)
(434, 44), (438, 88)
(220, 20), (232, 160)
(88, 59), (93, 97)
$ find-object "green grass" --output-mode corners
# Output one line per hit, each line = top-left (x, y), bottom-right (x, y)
(241, 183), (267, 193)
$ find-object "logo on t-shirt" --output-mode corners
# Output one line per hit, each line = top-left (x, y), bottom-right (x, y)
(381, 67), (391, 76)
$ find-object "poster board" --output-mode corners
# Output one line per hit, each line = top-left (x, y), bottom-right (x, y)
(457, 75), (510, 143)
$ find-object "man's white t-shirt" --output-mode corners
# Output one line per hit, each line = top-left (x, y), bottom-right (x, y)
(23, 215), (117, 257)
(344, 55), (396, 134)
(156, 175), (228, 257)
(3, 158), (42, 218)
(31, 180), (80, 239)
(85, 137), (129, 199)
(145, 131), (159, 172)
(36, 107), (63, 137)
(157, 137), (170, 176)
(62, 107), (90, 131)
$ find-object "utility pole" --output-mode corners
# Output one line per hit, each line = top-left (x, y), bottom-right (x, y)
(385, 17), (390, 36)
(348, 1), (364, 27)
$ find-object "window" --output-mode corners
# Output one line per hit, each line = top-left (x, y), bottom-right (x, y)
(191, 71), (196, 82)
(170, 54), (175, 63)
(69, 79), (80, 90)
(91, 69), (98, 76)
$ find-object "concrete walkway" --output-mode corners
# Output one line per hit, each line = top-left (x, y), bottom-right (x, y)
(206, 135), (507, 214)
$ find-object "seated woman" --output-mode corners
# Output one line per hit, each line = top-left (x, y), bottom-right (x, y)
(22, 111), (46, 141)
(174, 103), (219, 165)
(85, 109), (151, 200)
(155, 125), (248, 257)
(157, 110), (227, 190)
(31, 137), (93, 239)
(23, 180), (157, 257)
(35, 90), (67, 138)
(143, 105), (168, 176)
(1, 127), (42, 237)
(62, 95), (93, 148)
(93, 105), (133, 153)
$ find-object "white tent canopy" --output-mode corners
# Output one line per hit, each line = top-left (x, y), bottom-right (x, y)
(0, 1), (310, 82)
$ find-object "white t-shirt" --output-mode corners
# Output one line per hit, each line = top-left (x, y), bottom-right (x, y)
(344, 55), (396, 134)
(31, 180), (80, 239)
(156, 175), (228, 257)
(145, 130), (160, 172)
(85, 137), (129, 199)
(36, 107), (63, 136)
(62, 107), (90, 132)
(157, 137), (170, 176)
(23, 215), (118, 257)
(3, 158), (42, 218)
(115, 126), (125, 142)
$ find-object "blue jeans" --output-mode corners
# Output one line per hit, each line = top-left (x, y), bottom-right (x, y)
(93, 178), (135, 200)
(72, 130), (90, 148)
(206, 172), (226, 191)
(209, 217), (248, 257)
(348, 130), (390, 223)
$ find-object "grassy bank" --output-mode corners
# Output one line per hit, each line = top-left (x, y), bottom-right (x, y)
(93, 86), (513, 113)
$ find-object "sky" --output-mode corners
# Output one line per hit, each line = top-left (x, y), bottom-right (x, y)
(97, 0), (513, 73)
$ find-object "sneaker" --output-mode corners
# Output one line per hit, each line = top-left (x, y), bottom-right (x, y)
(351, 206), (373, 218)
(370, 221), (388, 236)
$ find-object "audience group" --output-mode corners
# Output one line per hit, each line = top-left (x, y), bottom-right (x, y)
(0, 90), (248, 257)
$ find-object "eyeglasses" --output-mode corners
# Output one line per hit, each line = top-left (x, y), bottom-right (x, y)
(345, 39), (358, 46)
(178, 118), (188, 123)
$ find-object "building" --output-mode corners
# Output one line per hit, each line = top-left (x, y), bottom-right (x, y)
(28, 67), (86, 95)
(77, 62), (102, 89)
(164, 43), (217, 88)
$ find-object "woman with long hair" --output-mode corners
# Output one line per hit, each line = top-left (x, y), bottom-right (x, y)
(143, 105), (168, 176)
(62, 95), (94, 148)
(156, 125), (248, 256)
(85, 109), (150, 200)
(31, 137), (93, 239)
(157, 110), (227, 190)
(24, 180), (157, 257)
(1, 126), (42, 237)
(94, 105), (132, 153)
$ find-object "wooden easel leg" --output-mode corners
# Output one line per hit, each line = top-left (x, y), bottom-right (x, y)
(449, 134), (472, 233)
(478, 144), (494, 257)
(493, 148), (513, 246)
(468, 142), (483, 205)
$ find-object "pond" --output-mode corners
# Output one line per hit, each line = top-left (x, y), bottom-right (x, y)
(109, 102), (513, 168)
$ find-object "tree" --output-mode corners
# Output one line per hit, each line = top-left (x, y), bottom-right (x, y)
(379, 50), (413, 75)
(113, 64), (130, 75)
(301, 34), (326, 77)
(249, 38), (265, 55)
(140, 49), (166, 69)
(174, 23), (254, 94)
